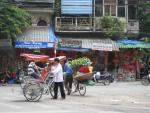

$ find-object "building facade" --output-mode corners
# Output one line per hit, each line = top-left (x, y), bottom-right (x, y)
(55, 0), (139, 35)
(14, 0), (55, 55)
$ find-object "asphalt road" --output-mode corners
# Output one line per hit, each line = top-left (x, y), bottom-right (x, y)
(0, 81), (150, 113)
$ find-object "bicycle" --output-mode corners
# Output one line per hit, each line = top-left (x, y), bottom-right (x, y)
(71, 72), (93, 96)
(71, 79), (86, 96)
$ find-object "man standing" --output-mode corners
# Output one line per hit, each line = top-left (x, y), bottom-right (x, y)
(64, 58), (73, 95)
(51, 58), (65, 99)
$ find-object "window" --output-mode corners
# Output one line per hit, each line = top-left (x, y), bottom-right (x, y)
(105, 0), (116, 4)
(128, 0), (137, 20)
(104, 0), (116, 16)
(118, 0), (125, 5)
(128, 0), (138, 4)
(117, 0), (125, 17)
(37, 20), (47, 26)
(95, 0), (103, 16)
(128, 5), (137, 20)
(61, 0), (92, 16)
(117, 7), (125, 17)
(111, 5), (116, 16)
(105, 5), (111, 16)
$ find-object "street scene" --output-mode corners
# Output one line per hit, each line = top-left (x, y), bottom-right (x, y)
(0, 82), (150, 113)
(0, 0), (150, 113)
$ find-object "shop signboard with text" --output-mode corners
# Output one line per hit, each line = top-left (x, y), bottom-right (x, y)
(15, 41), (54, 49)
(58, 39), (82, 48)
(92, 43), (113, 51)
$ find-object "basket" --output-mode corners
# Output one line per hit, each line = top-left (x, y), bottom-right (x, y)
(73, 72), (93, 81)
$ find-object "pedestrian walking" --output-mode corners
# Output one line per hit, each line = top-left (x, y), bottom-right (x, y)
(64, 58), (73, 95)
(51, 58), (65, 99)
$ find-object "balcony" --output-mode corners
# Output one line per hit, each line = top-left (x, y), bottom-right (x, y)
(55, 17), (94, 32)
(55, 17), (139, 34)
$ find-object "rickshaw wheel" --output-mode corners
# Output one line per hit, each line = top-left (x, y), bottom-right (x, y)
(49, 82), (55, 98)
(49, 82), (61, 98)
(23, 83), (43, 102)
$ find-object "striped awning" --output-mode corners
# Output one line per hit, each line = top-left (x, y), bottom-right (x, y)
(57, 38), (119, 51)
(81, 38), (119, 51)
(15, 26), (56, 49)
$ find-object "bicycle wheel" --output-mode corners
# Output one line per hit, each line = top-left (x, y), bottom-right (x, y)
(49, 82), (55, 98)
(23, 83), (43, 102)
(71, 81), (78, 93)
(78, 83), (86, 96)
(141, 76), (150, 86)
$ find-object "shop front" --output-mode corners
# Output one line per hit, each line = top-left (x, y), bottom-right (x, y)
(56, 38), (119, 73)
(114, 39), (150, 81)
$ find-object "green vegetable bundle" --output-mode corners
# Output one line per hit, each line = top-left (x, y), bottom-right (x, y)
(69, 57), (91, 74)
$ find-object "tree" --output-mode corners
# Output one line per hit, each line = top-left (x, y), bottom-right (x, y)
(100, 16), (126, 39)
(137, 0), (150, 55)
(0, 0), (31, 40)
(138, 0), (150, 35)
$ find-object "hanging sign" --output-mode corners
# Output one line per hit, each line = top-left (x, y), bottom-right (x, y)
(92, 43), (113, 51)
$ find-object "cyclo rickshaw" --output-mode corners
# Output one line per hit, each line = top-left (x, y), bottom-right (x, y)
(18, 53), (66, 102)
(19, 54), (94, 101)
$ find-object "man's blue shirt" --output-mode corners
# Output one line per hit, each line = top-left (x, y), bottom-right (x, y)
(64, 62), (73, 76)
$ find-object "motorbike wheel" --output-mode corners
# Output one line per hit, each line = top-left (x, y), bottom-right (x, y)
(23, 83), (43, 102)
(103, 79), (110, 86)
(141, 77), (150, 86)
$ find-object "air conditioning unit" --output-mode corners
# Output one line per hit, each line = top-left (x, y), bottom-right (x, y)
(128, 21), (139, 33)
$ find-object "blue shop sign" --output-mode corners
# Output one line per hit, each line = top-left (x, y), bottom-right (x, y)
(15, 41), (54, 49)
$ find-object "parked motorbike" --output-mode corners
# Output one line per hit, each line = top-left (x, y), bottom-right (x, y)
(141, 70), (150, 86)
(140, 61), (150, 86)
(94, 71), (114, 86)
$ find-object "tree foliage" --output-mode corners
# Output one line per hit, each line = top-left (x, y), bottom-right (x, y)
(138, 0), (150, 34)
(0, 0), (31, 40)
(101, 16), (126, 39)
(137, 1), (150, 55)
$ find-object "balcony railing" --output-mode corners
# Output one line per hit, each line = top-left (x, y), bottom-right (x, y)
(55, 17), (139, 33)
(55, 17), (94, 32)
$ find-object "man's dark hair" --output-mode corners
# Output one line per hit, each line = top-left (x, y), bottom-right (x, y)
(54, 58), (60, 62)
